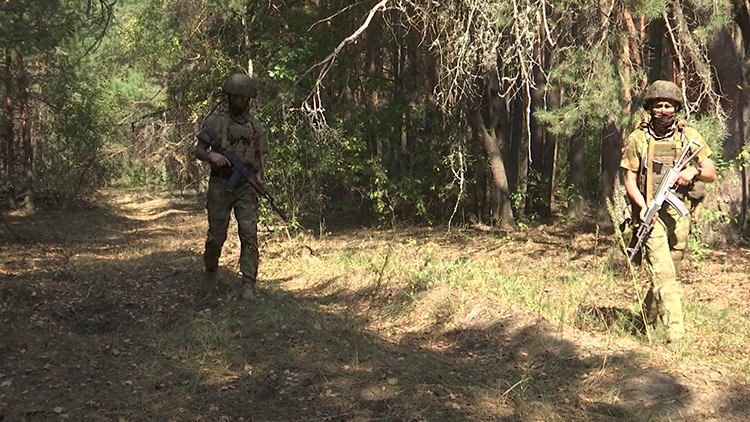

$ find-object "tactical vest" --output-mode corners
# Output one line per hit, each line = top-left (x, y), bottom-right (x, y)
(640, 128), (702, 205)
(218, 112), (262, 173)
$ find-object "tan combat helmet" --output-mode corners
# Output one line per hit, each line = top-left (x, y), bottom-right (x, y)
(223, 73), (257, 98)
(642, 80), (683, 111)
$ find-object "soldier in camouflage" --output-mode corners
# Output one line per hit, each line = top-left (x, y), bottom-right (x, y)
(620, 80), (717, 344)
(195, 73), (270, 301)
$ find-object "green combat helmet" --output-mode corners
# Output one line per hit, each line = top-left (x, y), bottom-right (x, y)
(223, 73), (257, 98)
(642, 80), (683, 111)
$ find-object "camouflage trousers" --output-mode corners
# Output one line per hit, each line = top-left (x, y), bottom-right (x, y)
(643, 207), (691, 340)
(203, 176), (260, 285)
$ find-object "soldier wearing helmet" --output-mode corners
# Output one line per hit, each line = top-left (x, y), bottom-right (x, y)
(620, 80), (717, 347)
(194, 72), (270, 301)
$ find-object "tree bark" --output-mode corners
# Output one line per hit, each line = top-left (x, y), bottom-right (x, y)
(567, 126), (586, 219)
(390, 9), (409, 180)
(600, 122), (625, 224)
(703, 27), (748, 241)
(646, 19), (666, 82)
(710, 31), (745, 161)
(509, 95), (526, 217)
(18, 52), (34, 211)
(467, 76), (515, 229)
(528, 63), (553, 217)
(3, 48), (16, 208)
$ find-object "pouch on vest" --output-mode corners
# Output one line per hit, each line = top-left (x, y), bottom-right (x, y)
(679, 180), (706, 216)
(685, 180), (705, 202)
(221, 113), (261, 173)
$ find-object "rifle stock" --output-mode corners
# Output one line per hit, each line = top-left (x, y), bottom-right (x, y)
(625, 139), (704, 262)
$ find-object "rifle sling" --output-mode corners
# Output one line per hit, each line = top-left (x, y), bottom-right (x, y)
(645, 132), (655, 203)
(221, 113), (229, 148)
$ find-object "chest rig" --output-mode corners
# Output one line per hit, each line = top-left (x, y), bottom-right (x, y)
(640, 129), (689, 202)
(219, 112), (262, 173)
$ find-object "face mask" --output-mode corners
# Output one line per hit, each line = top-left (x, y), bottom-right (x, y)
(228, 96), (249, 116)
(651, 112), (676, 136)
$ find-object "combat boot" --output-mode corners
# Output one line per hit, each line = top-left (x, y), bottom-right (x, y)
(665, 336), (686, 353)
(199, 270), (218, 294)
(240, 277), (257, 301)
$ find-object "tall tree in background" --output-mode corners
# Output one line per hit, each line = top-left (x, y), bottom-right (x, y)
(2, 0), (747, 241)
(152, 0), (746, 234)
(0, 0), (114, 209)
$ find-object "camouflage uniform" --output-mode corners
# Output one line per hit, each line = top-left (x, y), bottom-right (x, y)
(621, 123), (711, 340)
(196, 74), (269, 294)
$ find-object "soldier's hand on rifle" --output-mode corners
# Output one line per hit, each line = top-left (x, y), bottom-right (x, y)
(639, 206), (658, 228)
(672, 167), (698, 187)
(207, 151), (231, 168)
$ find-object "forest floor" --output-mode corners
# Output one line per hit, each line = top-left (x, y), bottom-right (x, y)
(1, 189), (749, 422)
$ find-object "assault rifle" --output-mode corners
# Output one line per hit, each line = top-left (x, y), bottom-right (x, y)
(625, 139), (704, 262)
(202, 128), (288, 222)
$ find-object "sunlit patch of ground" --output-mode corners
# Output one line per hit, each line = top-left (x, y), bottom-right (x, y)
(1, 190), (748, 421)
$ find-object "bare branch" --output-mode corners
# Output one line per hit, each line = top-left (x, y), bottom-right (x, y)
(295, 0), (390, 129)
(308, 2), (362, 32)
(666, 0), (726, 122)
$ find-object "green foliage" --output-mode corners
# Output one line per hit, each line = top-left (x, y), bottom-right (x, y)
(638, 0), (670, 19)
(36, 71), (115, 201)
(684, 0), (734, 45)
(0, 0), (85, 53)
(115, 158), (170, 190)
(1, 0), (740, 234)
(738, 143), (750, 171)
(115, 0), (181, 69)
(0, 0), (121, 201)
(688, 225), (711, 264)
(540, 47), (629, 135)
(682, 115), (727, 161)
(557, 184), (584, 208)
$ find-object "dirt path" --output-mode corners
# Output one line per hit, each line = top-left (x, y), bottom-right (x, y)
(1, 191), (748, 421)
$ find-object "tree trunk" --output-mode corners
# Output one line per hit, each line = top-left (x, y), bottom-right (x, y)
(710, 29), (745, 161)
(646, 19), (666, 82)
(544, 82), (560, 213)
(470, 114), (515, 228)
(602, 38), (637, 226)
(600, 122), (625, 225)
(731, 1), (750, 236)
(467, 76), (515, 229)
(390, 9), (409, 180)
(364, 28), (384, 159)
(509, 95), (526, 217)
(473, 153), (489, 222)
(567, 126), (586, 219)
(528, 63), (554, 217)
(18, 52), (34, 211)
(3, 48), (16, 208)
(702, 27), (748, 241)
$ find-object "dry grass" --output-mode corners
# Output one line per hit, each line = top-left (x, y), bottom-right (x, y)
(0, 189), (748, 421)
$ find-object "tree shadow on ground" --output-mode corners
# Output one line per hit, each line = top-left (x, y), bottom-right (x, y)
(575, 305), (647, 336)
(1, 199), (749, 421)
